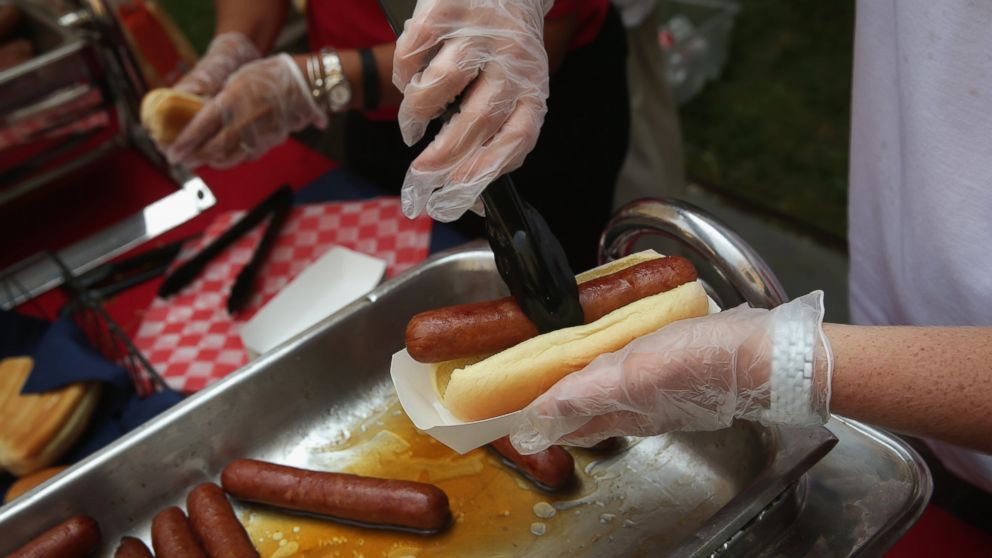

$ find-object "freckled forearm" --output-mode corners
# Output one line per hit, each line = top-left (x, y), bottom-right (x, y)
(825, 324), (992, 452)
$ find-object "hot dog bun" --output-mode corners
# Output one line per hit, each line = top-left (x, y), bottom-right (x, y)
(436, 252), (709, 421)
(140, 88), (203, 146)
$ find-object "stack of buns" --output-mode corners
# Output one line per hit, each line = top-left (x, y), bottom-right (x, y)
(0, 357), (99, 477)
(140, 88), (204, 146)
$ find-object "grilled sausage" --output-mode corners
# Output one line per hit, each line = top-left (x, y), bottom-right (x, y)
(221, 459), (452, 532)
(186, 483), (259, 558)
(406, 256), (698, 362)
(6, 515), (100, 558)
(151, 506), (208, 558)
(0, 39), (33, 71)
(114, 536), (153, 558)
(488, 437), (575, 491)
(0, 4), (21, 39)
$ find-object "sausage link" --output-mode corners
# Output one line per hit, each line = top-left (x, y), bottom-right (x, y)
(488, 437), (575, 492)
(6, 515), (100, 558)
(0, 39), (33, 71)
(406, 256), (698, 362)
(151, 506), (208, 558)
(0, 4), (22, 39)
(114, 537), (153, 558)
(221, 459), (451, 532)
(186, 483), (259, 558)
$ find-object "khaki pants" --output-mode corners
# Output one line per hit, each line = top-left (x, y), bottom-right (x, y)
(613, 2), (686, 209)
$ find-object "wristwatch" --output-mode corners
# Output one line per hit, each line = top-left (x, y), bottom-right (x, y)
(319, 48), (352, 112)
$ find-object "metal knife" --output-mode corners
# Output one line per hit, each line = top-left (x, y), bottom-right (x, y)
(378, 0), (583, 333)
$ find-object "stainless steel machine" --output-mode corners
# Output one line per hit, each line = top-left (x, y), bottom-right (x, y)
(0, 0), (214, 309)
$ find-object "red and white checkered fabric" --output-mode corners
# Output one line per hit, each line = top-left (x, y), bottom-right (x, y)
(133, 198), (432, 393)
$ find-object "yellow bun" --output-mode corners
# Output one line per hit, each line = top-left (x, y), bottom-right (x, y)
(0, 357), (100, 476)
(438, 252), (710, 421)
(140, 88), (204, 146)
(4, 465), (67, 504)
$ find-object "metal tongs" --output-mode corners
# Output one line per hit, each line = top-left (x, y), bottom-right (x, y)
(379, 0), (583, 333)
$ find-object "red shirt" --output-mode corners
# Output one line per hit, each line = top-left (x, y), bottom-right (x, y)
(307, 0), (608, 119)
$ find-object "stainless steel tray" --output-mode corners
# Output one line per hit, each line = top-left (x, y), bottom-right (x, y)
(0, 243), (929, 556)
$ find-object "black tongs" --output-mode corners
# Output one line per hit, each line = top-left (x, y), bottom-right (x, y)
(379, 0), (583, 333)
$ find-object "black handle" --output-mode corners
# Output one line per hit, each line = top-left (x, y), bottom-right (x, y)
(227, 186), (294, 315)
(481, 176), (583, 332)
(158, 186), (292, 298)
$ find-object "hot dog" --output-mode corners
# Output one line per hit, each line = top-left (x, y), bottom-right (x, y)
(151, 506), (208, 558)
(407, 255), (698, 363)
(420, 251), (710, 421)
(186, 483), (259, 558)
(114, 537), (153, 558)
(221, 459), (452, 532)
(488, 437), (575, 491)
(6, 514), (100, 558)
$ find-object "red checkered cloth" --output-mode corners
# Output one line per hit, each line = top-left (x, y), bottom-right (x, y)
(133, 198), (432, 393)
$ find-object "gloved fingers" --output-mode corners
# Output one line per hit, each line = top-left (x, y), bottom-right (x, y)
(412, 70), (518, 172)
(174, 32), (261, 98)
(173, 76), (213, 97)
(166, 98), (223, 166)
(392, 4), (450, 90)
(405, 97), (543, 221)
(397, 37), (483, 145)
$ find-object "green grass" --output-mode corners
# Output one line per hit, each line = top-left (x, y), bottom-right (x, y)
(156, 0), (215, 54)
(678, 0), (854, 241)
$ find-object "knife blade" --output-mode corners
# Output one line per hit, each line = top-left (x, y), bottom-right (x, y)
(378, 0), (583, 333)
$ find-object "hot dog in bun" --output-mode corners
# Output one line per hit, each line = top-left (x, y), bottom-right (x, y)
(406, 251), (710, 421)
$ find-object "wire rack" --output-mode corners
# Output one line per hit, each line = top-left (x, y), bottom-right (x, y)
(0, 251), (169, 398)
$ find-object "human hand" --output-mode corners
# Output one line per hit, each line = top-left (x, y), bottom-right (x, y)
(174, 32), (261, 98)
(510, 292), (832, 454)
(166, 54), (326, 169)
(392, 0), (554, 222)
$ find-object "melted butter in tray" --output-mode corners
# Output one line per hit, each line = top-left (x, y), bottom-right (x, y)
(244, 398), (594, 558)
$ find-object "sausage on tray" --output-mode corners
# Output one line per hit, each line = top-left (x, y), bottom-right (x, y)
(114, 536), (153, 558)
(0, 38), (33, 71)
(6, 514), (100, 558)
(488, 437), (576, 492)
(186, 483), (259, 558)
(406, 256), (699, 362)
(0, 4), (21, 40)
(221, 459), (452, 533)
(151, 506), (208, 558)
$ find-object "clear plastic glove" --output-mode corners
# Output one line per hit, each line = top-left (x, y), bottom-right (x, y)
(392, 0), (554, 222)
(174, 32), (261, 98)
(510, 292), (833, 454)
(166, 54), (327, 170)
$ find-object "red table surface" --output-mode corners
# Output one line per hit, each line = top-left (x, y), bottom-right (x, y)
(4, 141), (989, 555)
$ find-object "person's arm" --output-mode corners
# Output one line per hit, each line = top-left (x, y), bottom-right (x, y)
(827, 324), (992, 452)
(214, 0), (289, 54)
(509, 292), (992, 455)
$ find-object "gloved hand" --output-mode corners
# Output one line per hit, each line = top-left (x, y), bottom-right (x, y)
(166, 54), (327, 169)
(392, 0), (554, 222)
(174, 32), (261, 98)
(510, 292), (832, 454)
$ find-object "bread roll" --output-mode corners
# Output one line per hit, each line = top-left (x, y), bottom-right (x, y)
(0, 358), (100, 476)
(437, 252), (710, 421)
(140, 88), (204, 146)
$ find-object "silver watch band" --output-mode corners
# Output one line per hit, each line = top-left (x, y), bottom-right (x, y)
(319, 48), (352, 113)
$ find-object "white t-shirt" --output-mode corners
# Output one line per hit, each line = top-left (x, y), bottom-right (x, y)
(849, 0), (992, 493)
